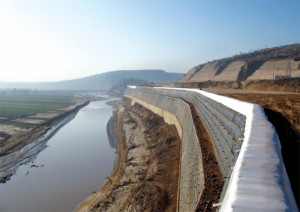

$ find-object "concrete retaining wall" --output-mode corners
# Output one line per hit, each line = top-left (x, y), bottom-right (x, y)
(134, 87), (245, 179)
(125, 89), (204, 212)
(125, 86), (298, 212)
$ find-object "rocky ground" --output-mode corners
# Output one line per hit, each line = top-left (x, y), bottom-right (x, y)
(76, 98), (181, 212)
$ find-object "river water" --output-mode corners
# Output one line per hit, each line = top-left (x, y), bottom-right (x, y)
(0, 99), (117, 212)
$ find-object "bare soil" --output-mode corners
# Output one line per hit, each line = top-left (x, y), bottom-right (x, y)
(76, 98), (181, 212)
(78, 97), (226, 211)
(77, 78), (300, 210)
(164, 78), (300, 93)
(180, 44), (300, 82)
(185, 101), (224, 212)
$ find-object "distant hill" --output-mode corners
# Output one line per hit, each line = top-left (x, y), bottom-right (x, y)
(108, 78), (148, 96)
(181, 43), (300, 82)
(0, 70), (184, 91)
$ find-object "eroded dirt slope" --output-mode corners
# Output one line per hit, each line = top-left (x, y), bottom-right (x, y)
(76, 98), (180, 212)
(181, 44), (300, 82)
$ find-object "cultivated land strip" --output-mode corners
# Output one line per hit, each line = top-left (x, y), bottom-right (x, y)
(0, 91), (105, 183)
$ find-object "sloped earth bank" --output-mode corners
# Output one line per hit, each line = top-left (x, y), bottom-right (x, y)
(185, 101), (224, 211)
(77, 97), (226, 211)
(76, 98), (181, 211)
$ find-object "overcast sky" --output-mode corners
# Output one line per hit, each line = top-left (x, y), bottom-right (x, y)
(0, 0), (299, 82)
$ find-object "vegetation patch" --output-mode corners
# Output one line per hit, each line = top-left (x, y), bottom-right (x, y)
(0, 122), (31, 128)
(0, 90), (74, 119)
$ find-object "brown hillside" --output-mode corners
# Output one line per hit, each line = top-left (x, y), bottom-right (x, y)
(181, 44), (300, 82)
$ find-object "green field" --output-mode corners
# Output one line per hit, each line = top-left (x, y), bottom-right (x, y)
(0, 91), (75, 120)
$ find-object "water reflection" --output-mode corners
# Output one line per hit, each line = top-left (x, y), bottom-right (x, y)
(0, 99), (117, 212)
(0, 114), (76, 183)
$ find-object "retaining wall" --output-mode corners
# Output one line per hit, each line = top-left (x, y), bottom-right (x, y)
(125, 86), (298, 212)
(125, 89), (204, 212)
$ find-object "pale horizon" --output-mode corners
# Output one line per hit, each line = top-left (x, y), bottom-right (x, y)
(0, 0), (299, 82)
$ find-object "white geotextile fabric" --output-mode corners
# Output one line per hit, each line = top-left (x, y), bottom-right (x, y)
(153, 87), (298, 211)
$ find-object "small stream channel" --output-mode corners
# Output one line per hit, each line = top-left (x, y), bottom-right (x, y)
(0, 99), (117, 212)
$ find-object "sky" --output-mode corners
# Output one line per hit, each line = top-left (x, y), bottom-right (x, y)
(0, 0), (299, 82)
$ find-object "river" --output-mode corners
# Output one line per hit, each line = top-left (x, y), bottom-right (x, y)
(0, 99), (117, 212)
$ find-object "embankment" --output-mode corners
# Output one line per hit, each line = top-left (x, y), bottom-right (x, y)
(125, 86), (298, 211)
(76, 98), (181, 211)
(126, 89), (205, 211)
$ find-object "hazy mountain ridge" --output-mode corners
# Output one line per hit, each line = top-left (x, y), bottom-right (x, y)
(181, 44), (300, 82)
(108, 78), (149, 96)
(0, 70), (184, 91)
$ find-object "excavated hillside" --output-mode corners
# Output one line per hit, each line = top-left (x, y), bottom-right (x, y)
(181, 44), (300, 82)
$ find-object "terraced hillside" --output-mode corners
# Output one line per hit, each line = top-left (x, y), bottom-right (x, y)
(181, 44), (300, 82)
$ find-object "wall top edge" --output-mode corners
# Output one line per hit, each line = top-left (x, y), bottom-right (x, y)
(127, 86), (298, 211)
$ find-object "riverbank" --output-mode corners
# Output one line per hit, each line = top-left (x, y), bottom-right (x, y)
(1, 99), (117, 211)
(0, 100), (91, 183)
(76, 97), (181, 211)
